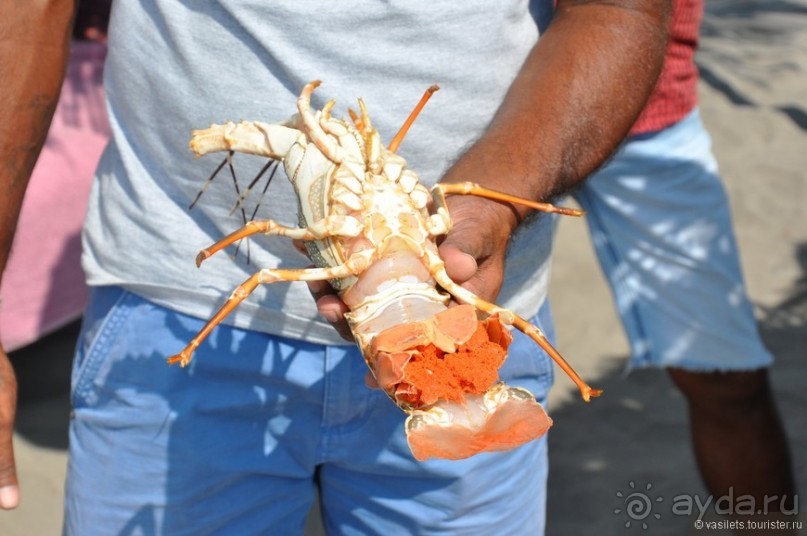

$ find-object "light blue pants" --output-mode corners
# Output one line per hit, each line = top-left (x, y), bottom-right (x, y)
(65, 286), (554, 535)
(574, 109), (772, 371)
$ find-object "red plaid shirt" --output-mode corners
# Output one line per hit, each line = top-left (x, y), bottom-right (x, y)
(630, 0), (703, 135)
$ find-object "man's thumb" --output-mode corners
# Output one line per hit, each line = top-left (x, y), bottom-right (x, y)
(0, 355), (19, 509)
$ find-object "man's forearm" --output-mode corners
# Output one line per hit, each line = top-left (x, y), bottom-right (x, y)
(443, 0), (670, 225)
(0, 4), (75, 508)
(0, 1), (76, 277)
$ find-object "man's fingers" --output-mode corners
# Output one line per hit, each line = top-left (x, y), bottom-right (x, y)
(0, 490), (18, 511)
(0, 354), (19, 509)
(438, 244), (478, 284)
(0, 429), (18, 510)
(306, 278), (354, 342)
(437, 195), (513, 302)
(291, 239), (309, 257)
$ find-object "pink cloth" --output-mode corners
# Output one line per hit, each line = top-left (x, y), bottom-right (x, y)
(0, 41), (110, 351)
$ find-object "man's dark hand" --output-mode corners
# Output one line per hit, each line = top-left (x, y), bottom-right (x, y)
(437, 190), (519, 304)
(0, 348), (19, 509)
(306, 277), (354, 342)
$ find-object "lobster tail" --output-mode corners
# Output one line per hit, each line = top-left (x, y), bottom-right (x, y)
(405, 384), (553, 461)
(362, 304), (553, 460)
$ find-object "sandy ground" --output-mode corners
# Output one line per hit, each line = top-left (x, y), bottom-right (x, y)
(3, 1), (805, 534)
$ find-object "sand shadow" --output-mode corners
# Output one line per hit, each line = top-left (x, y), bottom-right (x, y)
(698, 0), (807, 132)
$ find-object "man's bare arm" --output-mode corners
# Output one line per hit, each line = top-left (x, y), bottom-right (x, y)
(0, 0), (76, 509)
(439, 0), (671, 301)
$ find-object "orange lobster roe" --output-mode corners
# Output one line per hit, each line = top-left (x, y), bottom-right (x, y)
(398, 322), (507, 407)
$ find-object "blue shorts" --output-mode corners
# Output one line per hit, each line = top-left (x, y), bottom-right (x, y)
(573, 109), (772, 371)
(65, 286), (555, 535)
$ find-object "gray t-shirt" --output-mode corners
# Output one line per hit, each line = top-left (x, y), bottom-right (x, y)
(82, 1), (554, 345)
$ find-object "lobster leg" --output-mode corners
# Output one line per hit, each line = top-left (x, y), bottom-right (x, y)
(433, 182), (586, 218)
(195, 216), (363, 267)
(426, 186), (453, 237)
(354, 99), (375, 137)
(168, 250), (375, 367)
(297, 81), (346, 164)
(426, 181), (583, 237)
(388, 85), (440, 153)
(421, 248), (603, 402)
(189, 121), (303, 159)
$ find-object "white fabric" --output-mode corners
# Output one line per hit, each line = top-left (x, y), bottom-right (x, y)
(82, 0), (554, 345)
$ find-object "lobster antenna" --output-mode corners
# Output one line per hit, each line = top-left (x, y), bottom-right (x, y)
(189, 153), (230, 210)
(228, 158), (277, 216)
(248, 161), (279, 222)
(388, 85), (439, 153)
(225, 153), (252, 263)
(232, 160), (279, 264)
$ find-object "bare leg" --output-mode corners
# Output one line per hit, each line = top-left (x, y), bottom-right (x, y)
(668, 368), (796, 510)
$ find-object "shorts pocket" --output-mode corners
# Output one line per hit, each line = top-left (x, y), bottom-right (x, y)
(71, 287), (135, 409)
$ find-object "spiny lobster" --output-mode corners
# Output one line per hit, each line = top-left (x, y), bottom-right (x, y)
(168, 81), (602, 461)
